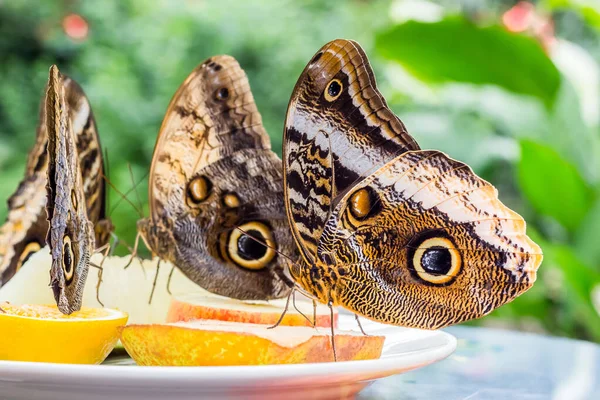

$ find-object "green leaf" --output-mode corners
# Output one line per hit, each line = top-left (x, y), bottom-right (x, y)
(541, 240), (600, 340)
(545, 0), (600, 29)
(574, 196), (600, 268)
(517, 139), (594, 231)
(376, 17), (561, 107)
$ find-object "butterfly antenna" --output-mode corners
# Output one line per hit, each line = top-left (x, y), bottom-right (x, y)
(109, 170), (149, 218)
(128, 163), (144, 216)
(101, 172), (144, 218)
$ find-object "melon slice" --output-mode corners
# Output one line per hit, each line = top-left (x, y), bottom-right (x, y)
(167, 293), (337, 328)
(121, 319), (384, 366)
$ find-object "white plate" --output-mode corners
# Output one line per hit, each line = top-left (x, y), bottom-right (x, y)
(0, 316), (456, 400)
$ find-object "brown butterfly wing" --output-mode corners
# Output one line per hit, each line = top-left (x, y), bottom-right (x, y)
(45, 65), (95, 314)
(284, 40), (542, 328)
(283, 39), (420, 264)
(0, 71), (110, 287)
(139, 56), (296, 300)
(0, 174), (47, 287)
(307, 150), (542, 328)
(62, 77), (112, 246)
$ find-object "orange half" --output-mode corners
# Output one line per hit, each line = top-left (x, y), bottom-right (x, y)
(0, 303), (128, 364)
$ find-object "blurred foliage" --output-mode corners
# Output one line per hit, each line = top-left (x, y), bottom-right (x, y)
(1, 0), (600, 341)
(377, 17), (561, 106)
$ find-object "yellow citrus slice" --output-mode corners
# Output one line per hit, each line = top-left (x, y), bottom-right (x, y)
(0, 303), (128, 364)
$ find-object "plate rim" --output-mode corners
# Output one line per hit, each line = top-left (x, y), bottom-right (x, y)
(0, 328), (456, 385)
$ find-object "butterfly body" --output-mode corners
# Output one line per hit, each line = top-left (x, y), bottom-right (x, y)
(140, 56), (296, 300)
(0, 69), (111, 288)
(45, 65), (96, 314)
(284, 40), (542, 329)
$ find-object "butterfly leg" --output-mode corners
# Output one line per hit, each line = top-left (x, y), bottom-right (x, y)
(89, 262), (105, 307)
(148, 259), (161, 305)
(166, 265), (175, 295)
(109, 232), (119, 256)
(312, 299), (317, 328)
(291, 290), (313, 326)
(87, 242), (111, 307)
(328, 300), (337, 362)
(354, 314), (368, 336)
(94, 242), (111, 269)
(268, 287), (294, 329)
(124, 231), (141, 270)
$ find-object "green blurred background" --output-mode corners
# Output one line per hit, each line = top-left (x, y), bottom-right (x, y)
(1, 0), (599, 341)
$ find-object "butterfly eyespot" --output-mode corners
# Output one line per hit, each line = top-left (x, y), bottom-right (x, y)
(215, 87), (229, 101)
(324, 79), (343, 102)
(310, 52), (323, 65)
(187, 176), (212, 205)
(222, 193), (241, 208)
(227, 222), (276, 270)
(71, 189), (77, 211)
(348, 186), (380, 221)
(16, 242), (42, 272)
(62, 236), (74, 283)
(412, 237), (461, 285)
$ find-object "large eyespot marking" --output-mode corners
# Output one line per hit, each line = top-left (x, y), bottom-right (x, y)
(16, 242), (42, 271)
(62, 236), (74, 283)
(324, 79), (343, 102)
(187, 176), (211, 205)
(227, 222), (276, 270)
(348, 186), (380, 221)
(222, 193), (240, 208)
(412, 237), (461, 285)
(215, 87), (229, 101)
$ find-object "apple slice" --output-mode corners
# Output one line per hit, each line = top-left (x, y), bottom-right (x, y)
(121, 320), (384, 366)
(167, 292), (338, 327)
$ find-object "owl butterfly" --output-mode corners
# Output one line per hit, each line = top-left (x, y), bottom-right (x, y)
(45, 65), (107, 314)
(284, 39), (543, 329)
(137, 55), (296, 300)
(0, 67), (112, 292)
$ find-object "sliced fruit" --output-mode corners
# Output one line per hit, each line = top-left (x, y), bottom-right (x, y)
(167, 293), (338, 328)
(0, 303), (128, 364)
(0, 248), (204, 324)
(121, 319), (384, 366)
